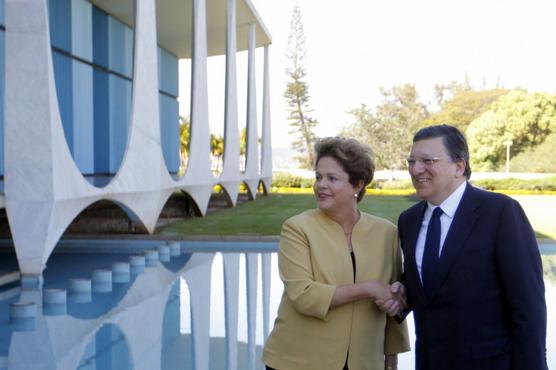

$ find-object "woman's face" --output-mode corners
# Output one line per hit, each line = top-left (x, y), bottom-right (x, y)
(313, 156), (361, 213)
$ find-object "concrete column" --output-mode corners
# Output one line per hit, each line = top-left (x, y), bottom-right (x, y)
(179, 0), (215, 215)
(260, 45), (272, 193)
(219, 0), (241, 206)
(243, 24), (259, 199)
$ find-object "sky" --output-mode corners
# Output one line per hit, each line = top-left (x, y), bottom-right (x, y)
(180, 0), (556, 158)
(250, 0), (556, 145)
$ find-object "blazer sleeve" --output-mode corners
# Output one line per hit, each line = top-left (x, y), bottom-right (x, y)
(278, 218), (336, 321)
(384, 230), (411, 354)
(495, 198), (547, 369)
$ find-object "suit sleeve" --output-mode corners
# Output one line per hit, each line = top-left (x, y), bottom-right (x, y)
(384, 229), (411, 354)
(495, 198), (548, 369)
(395, 211), (413, 323)
(278, 218), (336, 321)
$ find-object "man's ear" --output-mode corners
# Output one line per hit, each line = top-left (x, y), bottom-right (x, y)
(455, 159), (466, 177)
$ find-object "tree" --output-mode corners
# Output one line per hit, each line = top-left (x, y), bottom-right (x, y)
(210, 133), (224, 172)
(342, 84), (429, 171)
(467, 90), (556, 171)
(511, 133), (556, 173)
(179, 115), (190, 175)
(432, 78), (472, 107)
(284, 5), (318, 169)
(423, 87), (508, 133)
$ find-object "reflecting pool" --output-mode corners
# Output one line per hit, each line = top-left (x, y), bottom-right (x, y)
(0, 241), (554, 369)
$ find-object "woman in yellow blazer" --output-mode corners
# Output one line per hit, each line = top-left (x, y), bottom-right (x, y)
(263, 137), (410, 370)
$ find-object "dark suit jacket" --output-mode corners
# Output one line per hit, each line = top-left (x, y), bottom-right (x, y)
(398, 184), (547, 370)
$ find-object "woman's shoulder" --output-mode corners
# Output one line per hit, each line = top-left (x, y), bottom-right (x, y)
(284, 209), (321, 226)
(359, 211), (396, 231)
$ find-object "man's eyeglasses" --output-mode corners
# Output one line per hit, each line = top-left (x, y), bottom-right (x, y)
(406, 157), (443, 168)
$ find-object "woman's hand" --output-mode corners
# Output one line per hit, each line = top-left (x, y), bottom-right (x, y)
(367, 281), (396, 301)
(384, 354), (397, 370)
(375, 281), (407, 316)
(330, 280), (403, 309)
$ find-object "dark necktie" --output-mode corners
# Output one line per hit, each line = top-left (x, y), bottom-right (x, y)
(422, 207), (443, 297)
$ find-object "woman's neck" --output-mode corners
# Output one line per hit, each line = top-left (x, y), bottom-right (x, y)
(324, 207), (360, 234)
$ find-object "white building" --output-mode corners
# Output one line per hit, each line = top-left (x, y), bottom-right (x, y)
(0, 0), (272, 277)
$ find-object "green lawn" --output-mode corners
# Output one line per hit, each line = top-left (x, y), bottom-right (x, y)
(159, 193), (556, 240)
(160, 193), (419, 236)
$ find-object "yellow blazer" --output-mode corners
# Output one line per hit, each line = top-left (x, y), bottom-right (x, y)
(263, 209), (410, 370)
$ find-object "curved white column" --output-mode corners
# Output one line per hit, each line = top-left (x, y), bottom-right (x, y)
(243, 24), (260, 199)
(260, 45), (273, 194)
(4, 0), (102, 275)
(3, 0), (273, 275)
(106, 0), (176, 233)
(177, 0), (216, 215)
(219, 0), (241, 207)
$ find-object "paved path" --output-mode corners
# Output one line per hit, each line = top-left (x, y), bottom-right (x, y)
(510, 195), (556, 241)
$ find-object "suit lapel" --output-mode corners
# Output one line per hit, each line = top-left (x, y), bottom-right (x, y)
(429, 184), (479, 300)
(403, 201), (428, 305)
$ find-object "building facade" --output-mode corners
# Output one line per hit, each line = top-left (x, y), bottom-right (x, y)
(1, 0), (272, 277)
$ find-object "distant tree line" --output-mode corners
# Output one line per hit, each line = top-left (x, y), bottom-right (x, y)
(341, 81), (556, 173)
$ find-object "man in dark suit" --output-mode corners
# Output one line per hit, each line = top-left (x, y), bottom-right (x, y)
(382, 124), (548, 370)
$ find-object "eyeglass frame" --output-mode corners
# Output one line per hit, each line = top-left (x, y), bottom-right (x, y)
(405, 156), (446, 168)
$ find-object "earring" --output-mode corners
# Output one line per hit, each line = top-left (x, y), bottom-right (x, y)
(354, 193), (358, 198)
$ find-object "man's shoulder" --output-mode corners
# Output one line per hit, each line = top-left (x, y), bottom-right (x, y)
(400, 200), (425, 218)
(467, 184), (516, 206)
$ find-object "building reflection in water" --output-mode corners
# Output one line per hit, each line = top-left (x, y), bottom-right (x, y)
(0, 242), (554, 370)
(0, 240), (275, 370)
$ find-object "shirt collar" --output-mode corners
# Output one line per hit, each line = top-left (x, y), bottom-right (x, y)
(427, 181), (467, 219)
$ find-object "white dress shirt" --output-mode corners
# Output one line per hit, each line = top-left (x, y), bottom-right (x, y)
(415, 181), (467, 282)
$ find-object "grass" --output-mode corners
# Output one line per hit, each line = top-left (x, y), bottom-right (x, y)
(160, 193), (419, 237)
(159, 192), (556, 240)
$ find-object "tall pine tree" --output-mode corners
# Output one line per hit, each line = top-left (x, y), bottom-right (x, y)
(285, 5), (318, 169)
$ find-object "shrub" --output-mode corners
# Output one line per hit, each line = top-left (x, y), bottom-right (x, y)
(272, 173), (313, 188)
(471, 177), (556, 191)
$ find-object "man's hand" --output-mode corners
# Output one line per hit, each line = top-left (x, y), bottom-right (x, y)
(375, 281), (407, 317)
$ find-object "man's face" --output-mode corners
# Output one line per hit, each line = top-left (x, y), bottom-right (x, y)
(408, 137), (466, 205)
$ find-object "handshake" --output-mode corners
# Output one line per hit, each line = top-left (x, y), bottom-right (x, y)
(374, 281), (407, 317)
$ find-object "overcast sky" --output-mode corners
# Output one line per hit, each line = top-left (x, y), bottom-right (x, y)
(179, 0), (556, 151)
(249, 0), (556, 148)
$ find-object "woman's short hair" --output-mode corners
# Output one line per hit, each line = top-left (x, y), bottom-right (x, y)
(314, 137), (375, 202)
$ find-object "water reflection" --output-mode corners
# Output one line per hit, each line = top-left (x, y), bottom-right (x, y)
(0, 242), (554, 370)
(0, 241), (273, 370)
(542, 252), (556, 284)
(78, 324), (132, 370)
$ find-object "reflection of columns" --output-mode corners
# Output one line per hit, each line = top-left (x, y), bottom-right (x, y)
(245, 253), (258, 370)
(261, 253), (272, 341)
(219, 0), (241, 206)
(181, 0), (215, 215)
(243, 24), (259, 199)
(260, 45), (272, 194)
(223, 253), (240, 370)
(182, 253), (215, 370)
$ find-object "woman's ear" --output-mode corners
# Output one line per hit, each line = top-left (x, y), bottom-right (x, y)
(355, 180), (364, 194)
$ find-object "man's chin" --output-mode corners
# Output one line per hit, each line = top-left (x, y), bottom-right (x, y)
(414, 189), (429, 201)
